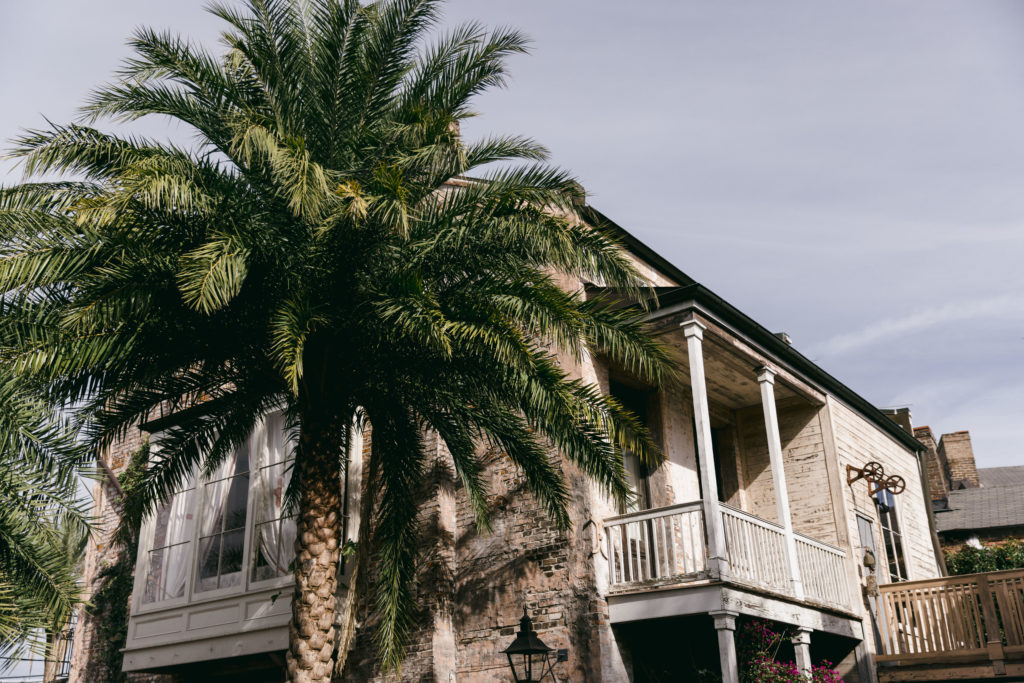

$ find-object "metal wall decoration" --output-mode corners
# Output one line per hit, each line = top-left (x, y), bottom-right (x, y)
(846, 460), (905, 496)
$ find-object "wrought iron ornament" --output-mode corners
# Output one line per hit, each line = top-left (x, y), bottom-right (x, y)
(846, 460), (905, 496)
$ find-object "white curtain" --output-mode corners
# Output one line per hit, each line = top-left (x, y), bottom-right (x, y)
(253, 411), (296, 579)
(195, 448), (240, 591)
(162, 477), (196, 599)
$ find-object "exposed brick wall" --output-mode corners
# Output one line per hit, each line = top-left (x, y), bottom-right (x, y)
(68, 428), (175, 683)
(914, 426), (950, 500)
(342, 435), (609, 682)
(937, 431), (979, 489)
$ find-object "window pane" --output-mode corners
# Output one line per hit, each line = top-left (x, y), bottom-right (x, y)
(197, 535), (221, 591)
(250, 412), (295, 583)
(163, 543), (191, 599)
(196, 444), (251, 593)
(223, 473), (250, 531)
(143, 547), (165, 604)
(252, 517), (296, 582)
(220, 529), (245, 586)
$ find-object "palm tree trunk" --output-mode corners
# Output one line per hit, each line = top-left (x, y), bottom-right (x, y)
(286, 418), (344, 683)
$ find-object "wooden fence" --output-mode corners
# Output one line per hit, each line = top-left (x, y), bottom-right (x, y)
(876, 568), (1024, 675)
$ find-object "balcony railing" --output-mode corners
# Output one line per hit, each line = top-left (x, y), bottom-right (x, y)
(795, 534), (849, 611)
(605, 502), (706, 586)
(721, 504), (790, 595)
(605, 501), (851, 612)
(875, 568), (1024, 672)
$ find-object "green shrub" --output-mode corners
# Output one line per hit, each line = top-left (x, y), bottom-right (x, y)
(946, 538), (1024, 575)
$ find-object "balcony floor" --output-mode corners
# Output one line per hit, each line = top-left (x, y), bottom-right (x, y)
(608, 581), (864, 641)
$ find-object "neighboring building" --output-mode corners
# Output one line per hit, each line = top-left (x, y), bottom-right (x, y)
(918, 427), (1024, 552)
(70, 206), (944, 683)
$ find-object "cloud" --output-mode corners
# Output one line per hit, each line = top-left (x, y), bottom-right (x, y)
(815, 294), (1024, 356)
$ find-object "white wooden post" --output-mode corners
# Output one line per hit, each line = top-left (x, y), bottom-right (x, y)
(711, 610), (740, 683)
(792, 627), (813, 679)
(756, 366), (804, 600)
(682, 320), (730, 580)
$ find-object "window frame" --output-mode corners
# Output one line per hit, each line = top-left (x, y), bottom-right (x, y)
(874, 488), (910, 583)
(131, 415), (296, 615)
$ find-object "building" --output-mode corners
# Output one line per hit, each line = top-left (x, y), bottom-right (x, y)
(70, 206), (945, 683)
(917, 427), (1024, 552)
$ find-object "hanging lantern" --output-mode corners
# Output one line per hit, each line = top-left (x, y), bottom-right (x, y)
(503, 607), (556, 682)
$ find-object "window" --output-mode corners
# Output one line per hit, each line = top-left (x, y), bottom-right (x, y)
(874, 489), (908, 582)
(137, 412), (300, 607)
(142, 475), (196, 604)
(196, 445), (252, 592)
(251, 412), (296, 583)
(610, 381), (653, 513)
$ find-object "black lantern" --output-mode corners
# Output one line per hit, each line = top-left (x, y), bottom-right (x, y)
(503, 607), (556, 682)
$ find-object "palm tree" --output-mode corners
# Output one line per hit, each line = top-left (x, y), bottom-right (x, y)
(1, 0), (673, 679)
(0, 370), (88, 672)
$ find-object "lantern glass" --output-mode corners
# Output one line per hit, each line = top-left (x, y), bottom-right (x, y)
(506, 651), (553, 682)
(503, 608), (555, 682)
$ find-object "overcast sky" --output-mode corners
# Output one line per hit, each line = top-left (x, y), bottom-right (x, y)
(1, 0), (1022, 469)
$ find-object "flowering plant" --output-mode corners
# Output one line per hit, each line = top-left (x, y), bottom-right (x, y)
(738, 619), (844, 683)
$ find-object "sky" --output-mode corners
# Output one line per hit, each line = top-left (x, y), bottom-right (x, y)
(1, 0), (1022, 472)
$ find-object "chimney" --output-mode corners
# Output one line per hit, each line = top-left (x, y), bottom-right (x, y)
(937, 431), (979, 489)
(914, 426), (950, 500)
(882, 407), (913, 433)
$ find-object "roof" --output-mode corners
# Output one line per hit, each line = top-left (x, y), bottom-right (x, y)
(978, 466), (1024, 489)
(934, 484), (1024, 533)
(579, 205), (697, 288)
(581, 207), (925, 456)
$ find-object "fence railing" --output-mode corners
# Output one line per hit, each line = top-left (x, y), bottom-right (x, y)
(795, 533), (850, 610)
(605, 501), (852, 612)
(720, 504), (790, 595)
(604, 502), (706, 587)
(876, 568), (1024, 671)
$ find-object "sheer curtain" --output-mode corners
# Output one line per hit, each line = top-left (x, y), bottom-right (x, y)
(142, 469), (196, 604)
(162, 477), (196, 599)
(253, 412), (296, 581)
(195, 449), (240, 592)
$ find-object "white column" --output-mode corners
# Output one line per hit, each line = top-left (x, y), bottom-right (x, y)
(683, 320), (729, 580)
(711, 610), (740, 683)
(756, 366), (803, 600)
(792, 627), (813, 679)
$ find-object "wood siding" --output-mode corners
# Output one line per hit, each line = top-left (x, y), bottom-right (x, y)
(827, 397), (941, 582)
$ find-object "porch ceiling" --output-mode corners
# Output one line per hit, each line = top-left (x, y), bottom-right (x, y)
(663, 333), (800, 410)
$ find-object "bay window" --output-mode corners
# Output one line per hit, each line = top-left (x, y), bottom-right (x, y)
(135, 411), (301, 610)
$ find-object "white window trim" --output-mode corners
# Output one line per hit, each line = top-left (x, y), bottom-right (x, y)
(131, 417), (294, 616)
(130, 414), (363, 617)
(875, 488), (911, 583)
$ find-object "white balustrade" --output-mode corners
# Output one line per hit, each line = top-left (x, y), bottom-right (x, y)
(605, 502), (850, 611)
(720, 504), (790, 594)
(605, 502), (706, 588)
(794, 534), (850, 610)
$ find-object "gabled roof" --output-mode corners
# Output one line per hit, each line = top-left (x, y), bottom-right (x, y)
(935, 485), (1024, 533)
(582, 206), (925, 455)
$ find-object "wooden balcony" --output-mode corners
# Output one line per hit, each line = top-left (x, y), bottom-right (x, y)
(603, 501), (852, 613)
(875, 568), (1024, 681)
